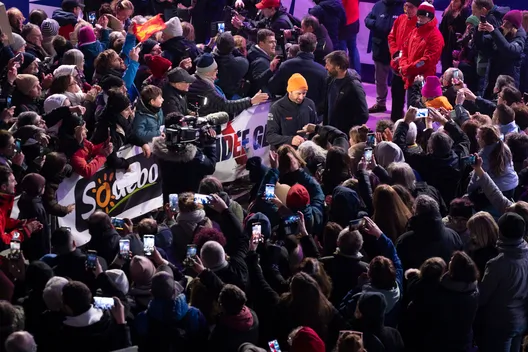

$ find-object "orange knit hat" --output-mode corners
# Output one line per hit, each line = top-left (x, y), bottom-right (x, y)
(287, 73), (308, 92)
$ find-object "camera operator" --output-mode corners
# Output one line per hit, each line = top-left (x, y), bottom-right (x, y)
(152, 119), (219, 203)
(230, 0), (294, 39)
(283, 15), (333, 64)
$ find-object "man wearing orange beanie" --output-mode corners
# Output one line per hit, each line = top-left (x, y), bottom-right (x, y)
(266, 73), (318, 150)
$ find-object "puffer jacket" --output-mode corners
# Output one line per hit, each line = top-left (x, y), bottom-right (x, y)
(399, 17), (444, 89)
(388, 13), (418, 72)
(132, 98), (165, 144)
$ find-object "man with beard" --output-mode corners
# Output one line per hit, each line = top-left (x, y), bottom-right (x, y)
(266, 73), (317, 149)
(320, 50), (368, 134)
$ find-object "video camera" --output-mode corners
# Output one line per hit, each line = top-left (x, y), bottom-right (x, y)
(277, 28), (301, 57)
(165, 111), (229, 151)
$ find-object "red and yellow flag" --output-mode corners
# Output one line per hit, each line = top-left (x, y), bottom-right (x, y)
(133, 14), (166, 42)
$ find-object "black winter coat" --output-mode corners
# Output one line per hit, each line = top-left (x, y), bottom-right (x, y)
(365, 0), (404, 64)
(214, 51), (250, 99)
(152, 136), (217, 204)
(396, 211), (463, 270)
(187, 75), (252, 116)
(403, 274), (479, 352)
(320, 254), (369, 306)
(162, 83), (189, 118)
(161, 36), (200, 68)
(320, 69), (369, 134)
(309, 0), (346, 50)
(268, 52), (328, 106)
(18, 193), (50, 262)
(247, 45), (273, 96)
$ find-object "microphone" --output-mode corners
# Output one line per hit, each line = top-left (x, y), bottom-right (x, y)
(198, 112), (229, 125)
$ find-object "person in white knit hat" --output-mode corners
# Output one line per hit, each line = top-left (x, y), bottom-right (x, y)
(10, 33), (26, 54)
(161, 17), (199, 66)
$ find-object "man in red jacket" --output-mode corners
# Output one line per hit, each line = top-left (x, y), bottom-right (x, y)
(387, 0), (420, 121)
(0, 166), (42, 251)
(399, 2), (444, 101)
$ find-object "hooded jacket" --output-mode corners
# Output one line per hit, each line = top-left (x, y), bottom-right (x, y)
(399, 17), (444, 89)
(365, 0), (404, 64)
(309, 0), (347, 50)
(477, 236), (528, 331)
(132, 98), (165, 144)
(329, 186), (363, 227)
(214, 50), (249, 99)
(396, 210), (464, 270)
(388, 13), (418, 72)
(51, 10), (78, 38)
(59, 308), (131, 352)
(321, 69), (369, 134)
(152, 136), (217, 203)
(209, 307), (260, 352)
(136, 294), (208, 351)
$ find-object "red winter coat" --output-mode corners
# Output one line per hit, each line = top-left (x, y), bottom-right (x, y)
(388, 14), (418, 72)
(399, 17), (444, 89)
(0, 193), (29, 246)
(70, 140), (107, 178)
(342, 0), (359, 25)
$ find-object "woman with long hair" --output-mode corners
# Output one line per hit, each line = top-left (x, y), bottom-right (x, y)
(439, 0), (470, 72)
(275, 272), (347, 350)
(466, 211), (499, 276)
(299, 257), (333, 299)
(372, 184), (412, 242)
(392, 184), (415, 213)
(469, 125), (518, 198)
(276, 144), (307, 185)
(322, 147), (352, 195)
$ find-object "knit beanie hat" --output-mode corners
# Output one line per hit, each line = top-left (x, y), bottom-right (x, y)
(151, 271), (185, 299)
(10, 33), (26, 52)
(290, 327), (325, 352)
(44, 94), (69, 114)
(21, 173), (46, 197)
(144, 54), (172, 79)
(286, 184), (310, 210)
(498, 212), (525, 239)
(374, 141), (405, 168)
(417, 2), (435, 19)
(466, 15), (480, 27)
(106, 269), (130, 295)
(15, 74), (39, 94)
(78, 26), (97, 47)
(107, 89), (131, 113)
(405, 0), (422, 7)
(99, 75), (124, 92)
(163, 17), (183, 38)
(20, 53), (37, 73)
(140, 39), (158, 61)
(62, 49), (84, 68)
(503, 10), (523, 29)
(196, 53), (218, 74)
(42, 276), (69, 311)
(421, 76), (443, 99)
(41, 18), (59, 38)
(357, 292), (387, 326)
(287, 73), (308, 92)
(130, 256), (156, 286)
(217, 32), (235, 55)
(200, 240), (228, 271)
(53, 64), (77, 77)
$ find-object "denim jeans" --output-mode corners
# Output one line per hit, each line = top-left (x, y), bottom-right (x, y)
(340, 34), (361, 76)
(477, 326), (526, 352)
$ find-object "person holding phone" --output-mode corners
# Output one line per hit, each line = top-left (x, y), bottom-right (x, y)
(266, 73), (317, 150)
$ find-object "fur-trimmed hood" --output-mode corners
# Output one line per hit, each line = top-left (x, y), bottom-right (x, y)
(152, 136), (198, 163)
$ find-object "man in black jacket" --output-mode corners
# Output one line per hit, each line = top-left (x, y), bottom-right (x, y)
(162, 67), (195, 118)
(308, 0), (346, 50)
(247, 29), (281, 96)
(231, 0), (294, 39)
(300, 15), (334, 64)
(214, 32), (250, 99)
(321, 50), (369, 134)
(266, 73), (318, 149)
(268, 33), (327, 106)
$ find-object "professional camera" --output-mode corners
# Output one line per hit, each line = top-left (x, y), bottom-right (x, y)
(165, 112), (229, 151)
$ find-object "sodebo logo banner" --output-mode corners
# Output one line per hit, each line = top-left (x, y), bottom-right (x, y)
(56, 146), (164, 245)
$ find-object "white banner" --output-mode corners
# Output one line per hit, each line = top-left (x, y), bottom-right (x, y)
(11, 104), (272, 246)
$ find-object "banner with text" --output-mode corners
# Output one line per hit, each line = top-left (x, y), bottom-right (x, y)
(51, 103), (271, 245)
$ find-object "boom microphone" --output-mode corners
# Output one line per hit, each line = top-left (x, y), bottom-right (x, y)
(197, 112), (230, 126)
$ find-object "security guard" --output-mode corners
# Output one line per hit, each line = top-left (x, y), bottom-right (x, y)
(266, 74), (318, 150)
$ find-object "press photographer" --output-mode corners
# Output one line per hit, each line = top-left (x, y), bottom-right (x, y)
(230, 0), (295, 39)
(152, 112), (228, 203)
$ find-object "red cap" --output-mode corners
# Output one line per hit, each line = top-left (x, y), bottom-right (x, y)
(286, 184), (310, 210)
(256, 0), (280, 10)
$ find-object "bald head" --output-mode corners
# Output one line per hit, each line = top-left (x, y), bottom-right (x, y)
(88, 210), (112, 234)
(5, 332), (36, 352)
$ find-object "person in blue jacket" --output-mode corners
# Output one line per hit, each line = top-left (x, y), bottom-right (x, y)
(78, 25), (110, 84)
(309, 0), (347, 50)
(133, 85), (165, 144)
(364, 0), (404, 113)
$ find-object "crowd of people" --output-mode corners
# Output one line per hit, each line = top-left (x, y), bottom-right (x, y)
(0, 0), (527, 351)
